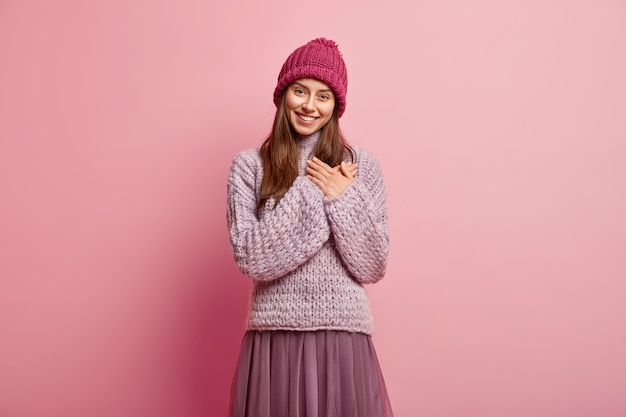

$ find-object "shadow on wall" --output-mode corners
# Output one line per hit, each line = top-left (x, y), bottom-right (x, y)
(186, 135), (253, 416)
(179, 226), (249, 416)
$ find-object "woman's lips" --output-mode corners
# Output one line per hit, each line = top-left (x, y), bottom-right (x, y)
(297, 113), (318, 123)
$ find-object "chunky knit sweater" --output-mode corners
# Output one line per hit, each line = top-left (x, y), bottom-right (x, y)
(226, 132), (389, 335)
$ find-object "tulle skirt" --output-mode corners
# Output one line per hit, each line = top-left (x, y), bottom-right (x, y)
(229, 330), (394, 417)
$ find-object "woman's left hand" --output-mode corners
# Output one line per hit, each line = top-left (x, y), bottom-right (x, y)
(306, 157), (357, 199)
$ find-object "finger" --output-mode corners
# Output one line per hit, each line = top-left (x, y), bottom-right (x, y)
(307, 174), (325, 190)
(332, 162), (350, 173)
(306, 158), (332, 174)
(340, 166), (352, 180)
(311, 157), (335, 174)
(340, 161), (355, 179)
(306, 165), (329, 182)
(306, 160), (331, 178)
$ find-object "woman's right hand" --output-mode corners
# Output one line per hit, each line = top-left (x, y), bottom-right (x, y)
(306, 158), (357, 199)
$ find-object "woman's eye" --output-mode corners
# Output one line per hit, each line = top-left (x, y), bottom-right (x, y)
(319, 94), (329, 100)
(294, 88), (305, 95)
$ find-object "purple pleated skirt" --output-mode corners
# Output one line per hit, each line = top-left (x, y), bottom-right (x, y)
(229, 330), (394, 417)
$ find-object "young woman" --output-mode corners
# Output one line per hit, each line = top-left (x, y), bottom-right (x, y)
(227, 37), (393, 417)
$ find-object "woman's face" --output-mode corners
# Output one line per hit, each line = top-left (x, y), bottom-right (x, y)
(284, 78), (336, 136)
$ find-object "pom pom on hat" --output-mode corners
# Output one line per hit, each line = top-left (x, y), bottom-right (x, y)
(273, 38), (348, 118)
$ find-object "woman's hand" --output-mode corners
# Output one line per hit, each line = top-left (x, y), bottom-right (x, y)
(306, 157), (357, 199)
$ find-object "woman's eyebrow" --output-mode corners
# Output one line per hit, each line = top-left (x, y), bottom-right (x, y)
(291, 82), (333, 94)
(313, 87), (334, 95)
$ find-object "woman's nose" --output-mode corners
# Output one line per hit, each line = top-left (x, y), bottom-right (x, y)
(302, 97), (315, 112)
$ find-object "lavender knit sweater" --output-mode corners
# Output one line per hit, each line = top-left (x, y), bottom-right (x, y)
(227, 132), (389, 335)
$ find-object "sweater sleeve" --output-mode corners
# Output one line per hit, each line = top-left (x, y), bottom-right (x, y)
(227, 150), (331, 281)
(323, 150), (390, 284)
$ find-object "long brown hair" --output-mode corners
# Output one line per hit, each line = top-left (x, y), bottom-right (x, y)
(258, 93), (355, 209)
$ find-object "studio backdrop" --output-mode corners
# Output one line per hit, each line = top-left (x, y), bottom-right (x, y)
(1, 1), (625, 416)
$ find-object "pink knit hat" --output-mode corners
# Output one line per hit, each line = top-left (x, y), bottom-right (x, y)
(273, 38), (348, 118)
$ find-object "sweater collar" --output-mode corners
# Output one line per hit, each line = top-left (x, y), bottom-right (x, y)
(298, 131), (321, 155)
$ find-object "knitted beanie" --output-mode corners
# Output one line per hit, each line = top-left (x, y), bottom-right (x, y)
(273, 38), (348, 118)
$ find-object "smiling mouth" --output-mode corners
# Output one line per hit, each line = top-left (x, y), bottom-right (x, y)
(296, 113), (318, 122)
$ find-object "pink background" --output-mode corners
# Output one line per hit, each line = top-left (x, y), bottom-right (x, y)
(1, 1), (625, 416)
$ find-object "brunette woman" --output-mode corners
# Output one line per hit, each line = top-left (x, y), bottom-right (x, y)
(227, 38), (393, 417)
